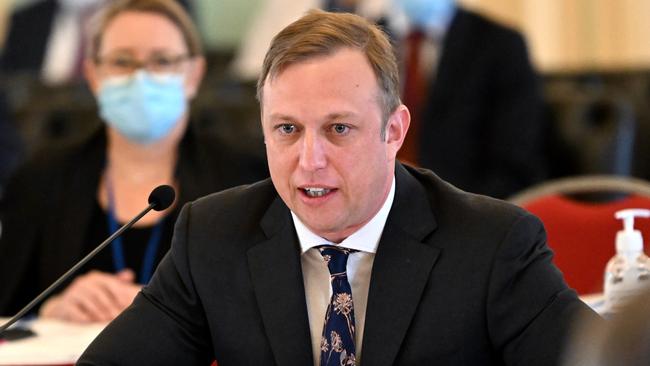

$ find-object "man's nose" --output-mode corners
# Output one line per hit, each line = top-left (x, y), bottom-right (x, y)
(298, 132), (327, 172)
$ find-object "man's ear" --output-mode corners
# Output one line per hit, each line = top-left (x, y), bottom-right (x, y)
(184, 56), (206, 99)
(385, 104), (411, 158)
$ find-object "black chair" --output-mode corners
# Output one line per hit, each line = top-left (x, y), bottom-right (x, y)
(544, 89), (636, 178)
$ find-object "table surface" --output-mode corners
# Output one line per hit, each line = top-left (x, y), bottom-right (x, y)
(0, 318), (106, 365)
(0, 293), (606, 365)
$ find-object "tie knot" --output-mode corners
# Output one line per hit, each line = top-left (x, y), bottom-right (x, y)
(316, 245), (357, 275)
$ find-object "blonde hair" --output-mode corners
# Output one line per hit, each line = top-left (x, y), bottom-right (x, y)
(257, 9), (401, 132)
(87, 0), (203, 60)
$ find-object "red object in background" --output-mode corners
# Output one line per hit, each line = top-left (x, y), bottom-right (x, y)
(524, 194), (650, 295)
(399, 30), (427, 166)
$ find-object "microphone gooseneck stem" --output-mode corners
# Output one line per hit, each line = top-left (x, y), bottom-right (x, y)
(0, 202), (157, 334)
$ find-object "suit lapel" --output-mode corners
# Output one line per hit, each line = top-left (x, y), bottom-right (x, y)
(361, 164), (440, 366)
(247, 197), (313, 366)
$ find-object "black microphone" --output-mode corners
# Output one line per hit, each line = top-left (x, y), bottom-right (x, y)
(0, 185), (176, 334)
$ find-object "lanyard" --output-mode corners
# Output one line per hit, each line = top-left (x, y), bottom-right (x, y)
(105, 178), (164, 284)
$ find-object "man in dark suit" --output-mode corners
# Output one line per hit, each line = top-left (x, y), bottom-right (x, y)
(0, 89), (22, 195)
(79, 10), (597, 365)
(1, 0), (191, 84)
(1, 0), (105, 84)
(394, 0), (546, 199)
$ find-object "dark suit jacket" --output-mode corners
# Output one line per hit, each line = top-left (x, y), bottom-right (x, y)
(0, 89), (22, 192)
(0, 123), (268, 315)
(79, 163), (597, 366)
(0, 0), (56, 73)
(418, 8), (546, 199)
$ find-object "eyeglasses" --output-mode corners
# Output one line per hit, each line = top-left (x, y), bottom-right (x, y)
(95, 54), (190, 75)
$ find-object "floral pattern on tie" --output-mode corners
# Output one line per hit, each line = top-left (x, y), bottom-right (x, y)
(316, 245), (358, 366)
(334, 293), (353, 316)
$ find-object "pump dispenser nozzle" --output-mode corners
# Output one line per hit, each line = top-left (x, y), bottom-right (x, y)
(615, 209), (650, 256)
(616, 209), (650, 231)
(605, 208), (650, 314)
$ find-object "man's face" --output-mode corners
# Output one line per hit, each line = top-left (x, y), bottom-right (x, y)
(261, 48), (409, 243)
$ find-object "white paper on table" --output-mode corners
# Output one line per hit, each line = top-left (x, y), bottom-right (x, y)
(0, 318), (107, 365)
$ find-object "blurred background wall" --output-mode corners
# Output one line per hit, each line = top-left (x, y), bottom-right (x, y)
(0, 1), (11, 51)
(2, 0), (649, 76)
(462, 0), (650, 72)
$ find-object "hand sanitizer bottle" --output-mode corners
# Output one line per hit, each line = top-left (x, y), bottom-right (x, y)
(603, 209), (650, 315)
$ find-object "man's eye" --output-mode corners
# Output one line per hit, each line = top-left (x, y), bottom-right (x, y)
(278, 124), (296, 134)
(332, 124), (349, 134)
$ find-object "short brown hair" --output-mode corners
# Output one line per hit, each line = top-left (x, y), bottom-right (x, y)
(87, 0), (203, 60)
(257, 9), (401, 132)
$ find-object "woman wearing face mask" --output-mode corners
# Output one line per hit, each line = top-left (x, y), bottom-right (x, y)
(0, 0), (267, 323)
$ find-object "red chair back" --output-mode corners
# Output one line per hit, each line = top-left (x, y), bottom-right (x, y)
(523, 194), (650, 294)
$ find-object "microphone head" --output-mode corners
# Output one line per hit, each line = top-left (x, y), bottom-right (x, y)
(148, 185), (176, 211)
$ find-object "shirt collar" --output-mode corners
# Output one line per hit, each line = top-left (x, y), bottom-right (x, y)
(292, 176), (396, 254)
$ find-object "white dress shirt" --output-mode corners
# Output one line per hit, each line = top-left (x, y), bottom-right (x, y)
(41, 0), (103, 85)
(292, 176), (395, 365)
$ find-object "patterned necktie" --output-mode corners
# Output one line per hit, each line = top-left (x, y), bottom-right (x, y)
(316, 245), (358, 366)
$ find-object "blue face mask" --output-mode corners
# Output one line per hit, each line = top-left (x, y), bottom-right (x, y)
(98, 70), (186, 144)
(397, 0), (456, 31)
